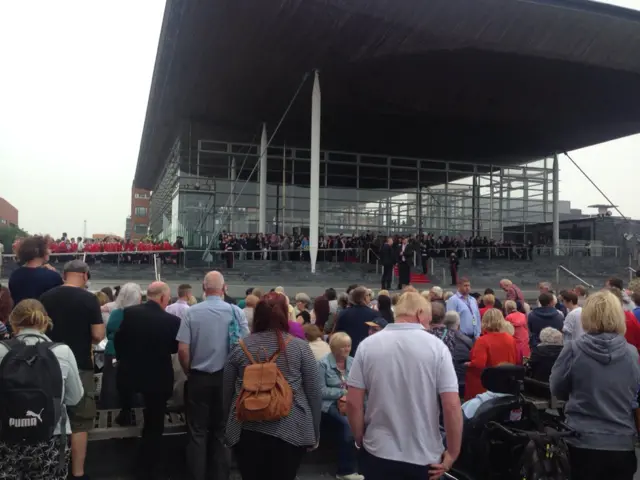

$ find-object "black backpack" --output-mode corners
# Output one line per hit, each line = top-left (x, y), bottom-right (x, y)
(0, 335), (64, 445)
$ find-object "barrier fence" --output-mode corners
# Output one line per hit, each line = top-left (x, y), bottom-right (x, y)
(0, 243), (622, 269)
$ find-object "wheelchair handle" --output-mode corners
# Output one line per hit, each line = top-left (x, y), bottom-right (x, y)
(487, 421), (576, 439)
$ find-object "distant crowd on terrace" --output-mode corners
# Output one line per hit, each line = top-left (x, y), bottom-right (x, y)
(214, 231), (544, 265)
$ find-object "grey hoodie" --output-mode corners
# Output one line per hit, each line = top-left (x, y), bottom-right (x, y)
(550, 333), (640, 451)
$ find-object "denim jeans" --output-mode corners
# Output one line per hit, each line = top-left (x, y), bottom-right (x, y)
(325, 404), (358, 475)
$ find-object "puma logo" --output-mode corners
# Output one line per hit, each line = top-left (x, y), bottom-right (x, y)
(26, 409), (44, 423)
(9, 409), (43, 428)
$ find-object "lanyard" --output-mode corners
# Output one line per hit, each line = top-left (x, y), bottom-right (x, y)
(460, 295), (477, 326)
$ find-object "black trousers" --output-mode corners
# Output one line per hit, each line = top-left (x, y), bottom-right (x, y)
(234, 430), (305, 480)
(138, 390), (171, 479)
(398, 262), (410, 288)
(360, 448), (431, 480)
(569, 445), (637, 480)
(381, 264), (393, 289)
(185, 370), (230, 480)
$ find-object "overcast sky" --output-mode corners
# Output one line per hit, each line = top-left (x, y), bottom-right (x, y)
(0, 0), (638, 237)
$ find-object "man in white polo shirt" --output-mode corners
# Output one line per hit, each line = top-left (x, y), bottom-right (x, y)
(346, 291), (463, 480)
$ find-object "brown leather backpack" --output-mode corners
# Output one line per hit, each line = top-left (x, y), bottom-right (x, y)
(235, 337), (293, 422)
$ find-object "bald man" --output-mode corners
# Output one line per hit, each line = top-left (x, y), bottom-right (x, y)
(115, 281), (181, 478)
(177, 270), (247, 480)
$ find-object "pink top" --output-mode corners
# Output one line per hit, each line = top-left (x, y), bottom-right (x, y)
(288, 321), (306, 340)
(505, 311), (531, 361)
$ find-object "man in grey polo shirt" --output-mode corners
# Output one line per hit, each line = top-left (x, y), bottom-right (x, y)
(177, 271), (249, 480)
(347, 291), (463, 480)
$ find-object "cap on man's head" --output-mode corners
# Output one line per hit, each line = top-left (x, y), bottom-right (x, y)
(64, 260), (90, 275)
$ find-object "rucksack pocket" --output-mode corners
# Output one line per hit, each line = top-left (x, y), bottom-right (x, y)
(0, 388), (57, 444)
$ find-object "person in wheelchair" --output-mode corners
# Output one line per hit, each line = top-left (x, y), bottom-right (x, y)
(455, 365), (553, 479)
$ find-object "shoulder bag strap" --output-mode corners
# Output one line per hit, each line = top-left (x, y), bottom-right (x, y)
(440, 328), (448, 340)
(239, 340), (256, 364)
(269, 335), (293, 363)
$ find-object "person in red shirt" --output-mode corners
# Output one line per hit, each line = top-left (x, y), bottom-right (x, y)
(465, 308), (518, 400)
(609, 287), (640, 352)
(479, 294), (496, 320)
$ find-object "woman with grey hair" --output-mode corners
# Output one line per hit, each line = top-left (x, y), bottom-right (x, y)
(295, 292), (312, 325)
(528, 327), (563, 382)
(102, 282), (142, 411)
(444, 310), (473, 397)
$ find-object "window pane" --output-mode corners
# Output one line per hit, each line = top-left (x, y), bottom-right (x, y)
(134, 224), (148, 234)
(135, 207), (148, 217)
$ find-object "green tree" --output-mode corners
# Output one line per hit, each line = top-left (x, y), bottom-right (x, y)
(0, 226), (28, 252)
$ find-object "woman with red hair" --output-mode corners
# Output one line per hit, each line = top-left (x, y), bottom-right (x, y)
(223, 292), (322, 480)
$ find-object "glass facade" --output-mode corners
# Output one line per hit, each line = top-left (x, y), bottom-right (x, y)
(150, 139), (556, 247)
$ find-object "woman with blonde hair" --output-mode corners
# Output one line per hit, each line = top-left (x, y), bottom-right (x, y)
(318, 332), (363, 480)
(551, 290), (640, 480)
(464, 308), (518, 400)
(0, 299), (83, 479)
(243, 294), (260, 330)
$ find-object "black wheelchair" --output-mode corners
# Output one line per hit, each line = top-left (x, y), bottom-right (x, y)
(450, 365), (574, 480)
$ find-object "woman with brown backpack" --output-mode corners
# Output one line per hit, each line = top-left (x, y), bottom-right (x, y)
(222, 292), (322, 480)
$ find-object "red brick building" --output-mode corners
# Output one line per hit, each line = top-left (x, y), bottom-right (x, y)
(128, 188), (151, 240)
(0, 197), (18, 228)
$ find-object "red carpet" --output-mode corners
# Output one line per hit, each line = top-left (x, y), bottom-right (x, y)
(393, 266), (431, 284)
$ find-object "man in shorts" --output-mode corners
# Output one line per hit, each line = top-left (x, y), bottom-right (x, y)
(40, 260), (105, 480)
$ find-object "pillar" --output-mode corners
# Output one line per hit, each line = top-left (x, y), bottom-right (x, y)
(229, 156), (236, 232)
(310, 70), (321, 273)
(259, 123), (267, 233)
(552, 153), (560, 256)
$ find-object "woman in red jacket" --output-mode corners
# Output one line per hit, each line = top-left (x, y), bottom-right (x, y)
(465, 308), (518, 401)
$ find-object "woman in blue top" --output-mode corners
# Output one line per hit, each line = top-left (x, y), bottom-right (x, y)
(101, 283), (142, 410)
(8, 235), (62, 305)
(318, 332), (363, 480)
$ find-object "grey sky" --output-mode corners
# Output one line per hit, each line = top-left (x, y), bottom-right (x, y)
(0, 0), (638, 236)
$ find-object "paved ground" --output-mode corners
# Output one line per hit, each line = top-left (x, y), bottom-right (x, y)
(83, 279), (545, 302)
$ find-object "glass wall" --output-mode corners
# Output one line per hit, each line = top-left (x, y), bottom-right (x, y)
(154, 140), (556, 247)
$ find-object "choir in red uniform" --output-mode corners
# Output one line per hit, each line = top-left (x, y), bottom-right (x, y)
(11, 235), (182, 264)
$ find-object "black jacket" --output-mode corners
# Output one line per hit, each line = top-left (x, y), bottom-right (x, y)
(452, 331), (473, 386)
(334, 305), (385, 354)
(380, 244), (396, 266)
(397, 244), (413, 264)
(528, 343), (563, 383)
(115, 301), (180, 395)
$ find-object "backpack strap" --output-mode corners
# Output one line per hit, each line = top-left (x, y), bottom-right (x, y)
(239, 340), (256, 364)
(269, 335), (293, 363)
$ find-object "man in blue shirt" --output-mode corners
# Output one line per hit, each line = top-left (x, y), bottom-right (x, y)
(446, 278), (481, 339)
(177, 271), (248, 480)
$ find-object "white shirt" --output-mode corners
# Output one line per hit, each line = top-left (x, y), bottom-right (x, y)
(166, 299), (190, 320)
(563, 307), (584, 342)
(348, 323), (458, 465)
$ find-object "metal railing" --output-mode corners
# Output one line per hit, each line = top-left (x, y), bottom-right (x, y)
(556, 265), (594, 289)
(628, 266), (637, 283)
(153, 253), (161, 282)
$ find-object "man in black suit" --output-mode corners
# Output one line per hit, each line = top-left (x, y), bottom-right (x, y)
(397, 237), (412, 290)
(379, 237), (396, 290)
(115, 281), (181, 479)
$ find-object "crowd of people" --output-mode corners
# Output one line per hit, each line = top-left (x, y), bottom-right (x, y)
(1, 233), (640, 480)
